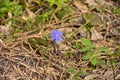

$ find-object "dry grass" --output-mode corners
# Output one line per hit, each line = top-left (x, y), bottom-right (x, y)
(0, 0), (120, 80)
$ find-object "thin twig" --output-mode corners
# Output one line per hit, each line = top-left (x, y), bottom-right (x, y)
(109, 55), (116, 80)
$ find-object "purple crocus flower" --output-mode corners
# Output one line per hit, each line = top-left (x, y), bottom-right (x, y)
(51, 29), (63, 44)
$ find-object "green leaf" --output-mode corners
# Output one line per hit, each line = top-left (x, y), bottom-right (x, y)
(80, 46), (91, 52)
(13, 4), (23, 16)
(72, 76), (79, 80)
(98, 47), (110, 55)
(91, 43), (96, 48)
(57, 0), (67, 7)
(77, 68), (86, 76)
(0, 0), (23, 18)
(81, 38), (91, 46)
(56, 5), (73, 19)
(82, 52), (92, 60)
(98, 60), (105, 67)
(36, 10), (53, 23)
(72, 42), (80, 49)
(85, 22), (93, 31)
(91, 56), (98, 66)
(67, 67), (76, 75)
(112, 6), (120, 15)
(47, 0), (55, 6)
(47, 0), (67, 7)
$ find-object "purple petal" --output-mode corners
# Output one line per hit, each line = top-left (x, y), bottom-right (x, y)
(51, 29), (63, 44)
(55, 37), (62, 44)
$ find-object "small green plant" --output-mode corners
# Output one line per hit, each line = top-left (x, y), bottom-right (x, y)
(112, 6), (120, 15)
(36, 10), (53, 24)
(46, 0), (67, 7)
(26, 18), (35, 31)
(72, 42), (80, 49)
(67, 67), (86, 80)
(37, 0), (72, 23)
(80, 38), (110, 66)
(80, 38), (117, 79)
(56, 5), (73, 19)
(0, 0), (23, 18)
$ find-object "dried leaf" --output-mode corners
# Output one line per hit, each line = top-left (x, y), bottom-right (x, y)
(104, 71), (113, 79)
(116, 74), (120, 80)
(0, 25), (9, 35)
(83, 12), (102, 25)
(59, 28), (73, 38)
(91, 27), (103, 41)
(22, 8), (36, 21)
(0, 39), (8, 49)
(85, 0), (97, 6)
(26, 8), (36, 19)
(0, 21), (12, 36)
(84, 74), (105, 80)
(73, 0), (88, 13)
(59, 43), (69, 51)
